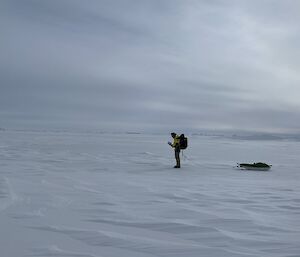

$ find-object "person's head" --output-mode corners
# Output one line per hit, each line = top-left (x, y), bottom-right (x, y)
(171, 132), (176, 138)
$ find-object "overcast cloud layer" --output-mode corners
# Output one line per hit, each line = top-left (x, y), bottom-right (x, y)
(1, 0), (300, 133)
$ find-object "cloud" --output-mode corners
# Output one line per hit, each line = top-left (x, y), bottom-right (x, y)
(1, 0), (300, 133)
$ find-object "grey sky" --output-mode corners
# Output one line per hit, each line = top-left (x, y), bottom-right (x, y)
(1, 0), (300, 133)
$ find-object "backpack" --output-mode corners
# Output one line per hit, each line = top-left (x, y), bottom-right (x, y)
(179, 134), (188, 150)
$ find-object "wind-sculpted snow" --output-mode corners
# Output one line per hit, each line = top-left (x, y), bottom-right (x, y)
(0, 131), (300, 257)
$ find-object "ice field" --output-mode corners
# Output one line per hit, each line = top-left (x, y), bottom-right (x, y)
(1, 130), (300, 257)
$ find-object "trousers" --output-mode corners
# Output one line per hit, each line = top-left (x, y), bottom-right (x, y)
(174, 148), (180, 167)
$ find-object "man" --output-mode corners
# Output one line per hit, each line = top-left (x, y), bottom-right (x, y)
(168, 132), (181, 168)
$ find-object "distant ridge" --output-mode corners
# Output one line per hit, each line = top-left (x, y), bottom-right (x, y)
(125, 132), (141, 135)
(191, 131), (300, 141)
(2, 128), (300, 141)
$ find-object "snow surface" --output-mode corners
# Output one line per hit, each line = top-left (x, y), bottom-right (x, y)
(1, 130), (300, 257)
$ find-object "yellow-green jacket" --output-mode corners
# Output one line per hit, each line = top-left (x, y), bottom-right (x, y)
(171, 135), (180, 148)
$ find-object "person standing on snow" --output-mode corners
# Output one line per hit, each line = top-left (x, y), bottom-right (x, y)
(168, 132), (181, 168)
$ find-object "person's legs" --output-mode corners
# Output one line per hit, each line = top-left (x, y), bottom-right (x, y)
(174, 149), (181, 168)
